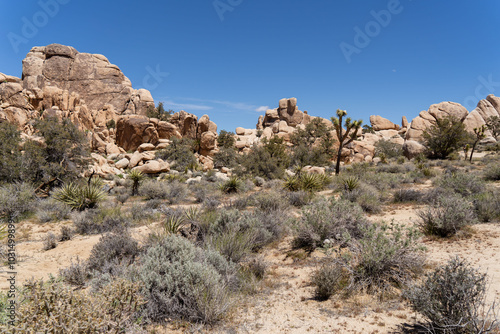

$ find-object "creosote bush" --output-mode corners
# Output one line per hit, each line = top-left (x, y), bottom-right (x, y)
(434, 171), (485, 198)
(405, 256), (499, 333)
(42, 232), (57, 251)
(86, 231), (139, 273)
(473, 190), (500, 223)
(72, 204), (131, 235)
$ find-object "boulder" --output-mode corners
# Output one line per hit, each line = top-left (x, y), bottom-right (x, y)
(170, 110), (198, 139)
(200, 131), (217, 155)
(403, 140), (425, 159)
(133, 160), (170, 174)
(235, 127), (246, 135)
(428, 101), (468, 121)
(402, 116), (409, 128)
(128, 151), (144, 168)
(106, 143), (121, 155)
(302, 166), (325, 174)
(370, 115), (399, 131)
(115, 158), (130, 169)
(157, 121), (181, 139)
(486, 94), (500, 114)
(278, 97), (303, 126)
(138, 143), (156, 152)
(474, 99), (499, 122)
(463, 110), (492, 138)
(115, 115), (159, 152)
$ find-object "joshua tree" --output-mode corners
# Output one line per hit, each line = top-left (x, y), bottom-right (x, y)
(128, 169), (145, 196)
(331, 109), (362, 175)
(469, 125), (486, 162)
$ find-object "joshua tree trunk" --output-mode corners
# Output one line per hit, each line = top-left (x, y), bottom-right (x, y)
(331, 109), (362, 176)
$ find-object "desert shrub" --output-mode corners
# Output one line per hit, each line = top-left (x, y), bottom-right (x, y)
(156, 137), (197, 171)
(252, 190), (289, 212)
(165, 180), (188, 204)
(284, 173), (331, 193)
(59, 226), (73, 241)
(254, 176), (265, 187)
(240, 209), (290, 250)
(484, 163), (500, 181)
(129, 201), (160, 224)
(0, 122), (22, 183)
(312, 260), (348, 300)
(406, 256), (499, 333)
(473, 190), (500, 223)
(213, 147), (239, 169)
(36, 198), (71, 223)
(115, 192), (130, 204)
(434, 171), (485, 198)
(217, 130), (236, 148)
(42, 232), (57, 251)
(262, 178), (284, 189)
(59, 257), (88, 286)
(53, 182), (106, 211)
(219, 177), (243, 194)
(286, 190), (313, 207)
(203, 196), (221, 211)
(374, 139), (403, 159)
(139, 179), (169, 199)
(293, 198), (368, 251)
(314, 222), (424, 299)
(14, 278), (144, 333)
(190, 180), (218, 203)
(376, 163), (415, 174)
(135, 235), (237, 323)
(393, 188), (424, 203)
(225, 194), (252, 210)
(417, 195), (477, 237)
(341, 183), (382, 213)
(206, 225), (256, 263)
(240, 137), (290, 179)
(0, 183), (35, 222)
(86, 232), (139, 273)
(422, 115), (472, 159)
(72, 205), (130, 235)
(146, 102), (172, 121)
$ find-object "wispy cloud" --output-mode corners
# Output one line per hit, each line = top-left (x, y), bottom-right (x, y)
(170, 97), (261, 112)
(163, 100), (213, 111)
(255, 106), (269, 113)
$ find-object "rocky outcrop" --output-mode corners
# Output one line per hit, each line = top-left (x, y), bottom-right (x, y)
(370, 115), (399, 131)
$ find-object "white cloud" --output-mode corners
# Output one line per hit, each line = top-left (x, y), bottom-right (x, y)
(255, 106), (269, 113)
(163, 100), (213, 111)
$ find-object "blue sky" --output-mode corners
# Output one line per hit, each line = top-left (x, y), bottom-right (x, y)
(1, 0), (500, 132)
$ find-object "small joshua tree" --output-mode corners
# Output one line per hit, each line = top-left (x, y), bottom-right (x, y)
(331, 109), (362, 175)
(128, 169), (144, 196)
(470, 125), (486, 162)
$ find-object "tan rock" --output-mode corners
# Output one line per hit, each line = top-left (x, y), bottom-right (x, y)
(403, 140), (425, 159)
(170, 110), (198, 139)
(138, 143), (156, 152)
(475, 99), (499, 121)
(128, 151), (143, 168)
(402, 116), (409, 128)
(200, 131), (217, 155)
(352, 153), (365, 163)
(486, 94), (500, 114)
(302, 166), (325, 174)
(463, 110), (491, 137)
(428, 101), (468, 121)
(156, 142), (169, 149)
(370, 115), (399, 131)
(157, 121), (181, 139)
(115, 115), (159, 152)
(106, 143), (121, 155)
(377, 129), (400, 138)
(133, 160), (170, 174)
(235, 127), (246, 135)
(115, 158), (130, 169)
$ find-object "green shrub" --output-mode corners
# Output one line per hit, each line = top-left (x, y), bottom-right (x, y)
(406, 256), (499, 333)
(0, 183), (35, 222)
(422, 115), (472, 159)
(374, 139), (403, 159)
(217, 130), (236, 148)
(59, 226), (73, 241)
(286, 190), (313, 207)
(252, 190), (289, 212)
(0, 122), (21, 183)
(135, 235), (237, 324)
(42, 232), (57, 251)
(341, 183), (382, 213)
(53, 182), (106, 211)
(156, 137), (197, 171)
(293, 198), (367, 251)
(139, 179), (169, 199)
(14, 278), (144, 332)
(59, 257), (88, 286)
(312, 260), (348, 300)
(127, 169), (144, 196)
(417, 195), (477, 237)
(393, 188), (424, 203)
(240, 137), (290, 179)
(213, 146), (239, 169)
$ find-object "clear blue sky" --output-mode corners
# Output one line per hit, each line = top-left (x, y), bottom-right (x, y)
(1, 0), (500, 132)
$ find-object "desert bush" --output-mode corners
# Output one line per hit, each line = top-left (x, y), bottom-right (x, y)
(240, 137), (290, 179)
(42, 232), (57, 251)
(484, 163), (500, 181)
(213, 147), (239, 169)
(57, 226), (72, 242)
(225, 194), (252, 210)
(254, 176), (265, 187)
(135, 235), (237, 324)
(286, 190), (313, 207)
(53, 182), (106, 211)
(341, 183), (382, 213)
(72, 205), (130, 235)
(0, 183), (35, 222)
(312, 260), (348, 300)
(217, 130), (236, 148)
(406, 256), (499, 333)
(0, 122), (22, 183)
(86, 232), (139, 273)
(422, 115), (472, 159)
(139, 179), (169, 199)
(314, 222), (425, 298)
(156, 137), (197, 171)
(473, 190), (500, 223)
(36, 198), (71, 223)
(393, 188), (424, 203)
(284, 173), (331, 193)
(252, 190), (289, 212)
(374, 139), (403, 159)
(190, 180), (218, 203)
(59, 257), (88, 286)
(14, 278), (144, 333)
(434, 171), (485, 198)
(418, 195), (477, 237)
(203, 196), (221, 211)
(293, 198), (368, 251)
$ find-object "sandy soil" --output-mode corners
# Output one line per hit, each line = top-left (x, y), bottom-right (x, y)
(2, 198), (499, 333)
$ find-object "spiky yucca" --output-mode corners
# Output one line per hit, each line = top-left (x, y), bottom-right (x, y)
(128, 169), (144, 196)
(219, 177), (243, 194)
(53, 182), (106, 211)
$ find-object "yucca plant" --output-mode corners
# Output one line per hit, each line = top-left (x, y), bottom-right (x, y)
(342, 176), (359, 192)
(184, 207), (200, 221)
(53, 182), (106, 211)
(162, 214), (186, 235)
(128, 169), (144, 196)
(219, 177), (243, 194)
(299, 173), (325, 193)
(283, 176), (301, 192)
